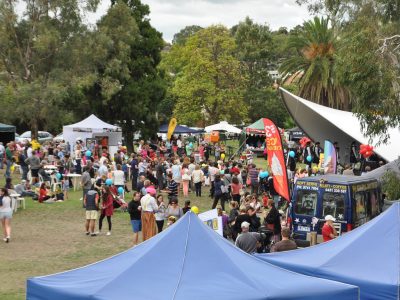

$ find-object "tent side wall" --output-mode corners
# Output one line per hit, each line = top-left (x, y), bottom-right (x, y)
(0, 123), (16, 144)
(62, 127), (92, 153)
(0, 132), (15, 145)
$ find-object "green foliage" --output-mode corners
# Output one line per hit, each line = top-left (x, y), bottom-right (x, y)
(76, 0), (165, 150)
(172, 25), (203, 45)
(170, 25), (248, 126)
(382, 170), (400, 200)
(297, 0), (400, 141)
(280, 16), (350, 110)
(232, 17), (291, 125)
(0, 0), (100, 136)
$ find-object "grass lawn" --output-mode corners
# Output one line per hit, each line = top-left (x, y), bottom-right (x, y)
(0, 156), (269, 299)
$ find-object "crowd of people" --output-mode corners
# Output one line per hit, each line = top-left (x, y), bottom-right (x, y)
(0, 134), (346, 251)
(0, 136), (292, 250)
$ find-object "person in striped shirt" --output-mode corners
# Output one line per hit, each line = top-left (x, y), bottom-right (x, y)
(167, 173), (178, 204)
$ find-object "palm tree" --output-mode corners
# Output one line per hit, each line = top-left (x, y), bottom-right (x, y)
(280, 17), (350, 110)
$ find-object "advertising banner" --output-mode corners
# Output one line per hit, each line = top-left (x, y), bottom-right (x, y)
(323, 140), (337, 174)
(198, 209), (223, 236)
(262, 118), (290, 201)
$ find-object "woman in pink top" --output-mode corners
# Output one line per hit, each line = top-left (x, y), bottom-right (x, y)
(198, 144), (205, 160)
(181, 164), (190, 197)
(230, 176), (242, 205)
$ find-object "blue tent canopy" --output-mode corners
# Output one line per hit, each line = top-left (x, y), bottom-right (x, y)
(158, 124), (203, 134)
(256, 203), (400, 300)
(27, 212), (358, 300)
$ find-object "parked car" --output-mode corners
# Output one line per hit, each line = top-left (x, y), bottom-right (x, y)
(18, 131), (54, 144)
(53, 133), (64, 142)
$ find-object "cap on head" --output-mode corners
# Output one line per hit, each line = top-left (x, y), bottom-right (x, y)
(325, 215), (336, 222)
(241, 221), (250, 228)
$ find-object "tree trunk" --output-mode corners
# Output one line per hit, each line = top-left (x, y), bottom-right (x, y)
(124, 123), (134, 153)
(31, 119), (38, 141)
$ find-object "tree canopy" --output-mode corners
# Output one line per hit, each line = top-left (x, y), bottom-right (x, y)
(167, 25), (248, 126)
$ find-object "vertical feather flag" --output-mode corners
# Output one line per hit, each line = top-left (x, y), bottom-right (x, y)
(263, 118), (290, 201)
(167, 118), (177, 141)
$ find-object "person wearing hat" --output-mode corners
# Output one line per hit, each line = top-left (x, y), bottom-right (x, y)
(235, 221), (261, 254)
(322, 215), (337, 242)
(140, 187), (158, 241)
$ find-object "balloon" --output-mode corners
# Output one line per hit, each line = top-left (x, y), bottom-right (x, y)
(221, 153), (225, 160)
(289, 151), (295, 158)
(117, 187), (124, 195)
(10, 165), (15, 172)
(189, 142), (193, 147)
(364, 151), (373, 158)
(259, 171), (269, 179)
(191, 206), (199, 214)
(56, 173), (62, 180)
(85, 150), (92, 158)
(306, 155), (312, 162)
(105, 179), (113, 186)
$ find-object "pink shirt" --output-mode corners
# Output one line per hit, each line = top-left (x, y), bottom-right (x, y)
(231, 183), (242, 195)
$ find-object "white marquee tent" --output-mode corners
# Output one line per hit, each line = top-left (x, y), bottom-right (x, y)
(205, 121), (242, 134)
(63, 115), (122, 155)
(280, 88), (400, 163)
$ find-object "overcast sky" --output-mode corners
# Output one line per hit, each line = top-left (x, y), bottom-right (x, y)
(87, 0), (312, 42)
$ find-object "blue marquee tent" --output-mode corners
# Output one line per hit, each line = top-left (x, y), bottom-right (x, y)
(27, 212), (358, 300)
(158, 124), (203, 134)
(256, 203), (400, 300)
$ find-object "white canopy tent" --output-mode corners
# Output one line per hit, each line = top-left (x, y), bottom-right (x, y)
(63, 115), (122, 156)
(280, 88), (400, 163)
(204, 121), (242, 134)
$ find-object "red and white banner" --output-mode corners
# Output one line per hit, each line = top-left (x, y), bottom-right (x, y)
(263, 118), (290, 201)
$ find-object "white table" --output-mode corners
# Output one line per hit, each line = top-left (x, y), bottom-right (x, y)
(44, 165), (58, 170)
(44, 165), (58, 175)
(65, 174), (82, 191)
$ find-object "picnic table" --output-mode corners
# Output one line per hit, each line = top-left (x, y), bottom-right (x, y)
(65, 173), (82, 191)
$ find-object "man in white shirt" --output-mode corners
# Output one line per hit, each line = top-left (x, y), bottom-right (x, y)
(171, 160), (182, 184)
(98, 161), (108, 178)
(188, 158), (196, 191)
(208, 162), (219, 197)
(140, 187), (158, 241)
